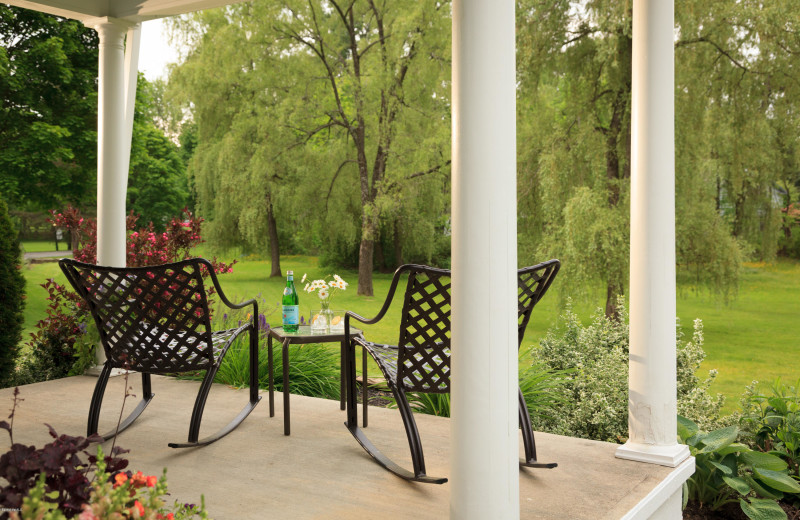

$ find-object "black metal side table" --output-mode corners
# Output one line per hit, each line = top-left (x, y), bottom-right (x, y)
(267, 325), (361, 435)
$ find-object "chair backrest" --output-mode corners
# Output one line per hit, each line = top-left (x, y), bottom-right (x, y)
(396, 265), (451, 394)
(517, 259), (561, 349)
(59, 258), (216, 373)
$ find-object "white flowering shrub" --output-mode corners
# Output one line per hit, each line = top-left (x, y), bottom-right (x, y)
(531, 299), (724, 443)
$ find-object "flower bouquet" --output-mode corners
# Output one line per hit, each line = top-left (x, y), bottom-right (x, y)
(303, 274), (348, 333)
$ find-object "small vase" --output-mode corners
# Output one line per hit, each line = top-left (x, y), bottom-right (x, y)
(311, 302), (332, 334)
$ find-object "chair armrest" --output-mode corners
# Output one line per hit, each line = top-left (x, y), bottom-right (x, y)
(199, 259), (258, 321)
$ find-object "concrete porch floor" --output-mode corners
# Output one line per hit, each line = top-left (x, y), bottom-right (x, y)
(0, 375), (685, 519)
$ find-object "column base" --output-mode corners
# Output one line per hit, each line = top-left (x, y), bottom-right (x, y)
(616, 441), (690, 467)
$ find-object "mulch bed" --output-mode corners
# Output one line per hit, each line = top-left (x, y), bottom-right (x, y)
(683, 501), (799, 519)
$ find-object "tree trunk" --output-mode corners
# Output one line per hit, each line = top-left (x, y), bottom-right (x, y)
(357, 240), (375, 296)
(605, 281), (622, 321)
(266, 194), (281, 277)
(393, 218), (403, 268)
(357, 210), (378, 296)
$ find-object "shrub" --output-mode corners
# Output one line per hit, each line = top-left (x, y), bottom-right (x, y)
(0, 198), (25, 387)
(739, 379), (800, 507)
(678, 415), (800, 519)
(534, 299), (724, 442)
(395, 350), (570, 420)
(15, 280), (96, 385)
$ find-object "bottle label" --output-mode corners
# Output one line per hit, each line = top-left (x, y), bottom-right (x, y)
(282, 305), (299, 326)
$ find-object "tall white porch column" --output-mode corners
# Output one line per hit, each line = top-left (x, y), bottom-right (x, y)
(451, 1), (518, 519)
(121, 24), (142, 180)
(85, 17), (134, 268)
(616, 0), (690, 469)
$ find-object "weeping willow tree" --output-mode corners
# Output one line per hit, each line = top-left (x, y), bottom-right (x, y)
(516, 0), (800, 316)
(269, 0), (451, 295)
(517, 0), (633, 318)
(168, 1), (451, 288)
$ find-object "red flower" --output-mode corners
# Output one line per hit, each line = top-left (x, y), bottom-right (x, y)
(132, 500), (145, 517)
(113, 473), (128, 488)
(131, 471), (147, 488)
(146, 475), (158, 487)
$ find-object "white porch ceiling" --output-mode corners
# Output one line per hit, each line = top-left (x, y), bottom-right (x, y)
(5, 0), (245, 22)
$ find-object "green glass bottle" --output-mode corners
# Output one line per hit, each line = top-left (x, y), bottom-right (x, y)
(282, 270), (299, 332)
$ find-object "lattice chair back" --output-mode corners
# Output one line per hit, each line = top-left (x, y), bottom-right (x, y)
(60, 258), (215, 373)
(517, 260), (561, 349)
(396, 266), (451, 393)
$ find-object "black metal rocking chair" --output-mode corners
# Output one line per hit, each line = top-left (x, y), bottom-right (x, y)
(60, 258), (261, 448)
(517, 259), (560, 469)
(344, 260), (560, 484)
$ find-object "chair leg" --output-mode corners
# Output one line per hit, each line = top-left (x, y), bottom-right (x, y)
(345, 384), (447, 484)
(88, 365), (155, 441)
(362, 345), (368, 427)
(518, 386), (557, 469)
(169, 325), (261, 449)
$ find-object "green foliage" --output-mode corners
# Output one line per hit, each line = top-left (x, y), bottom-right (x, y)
(192, 307), (342, 401)
(168, 1), (451, 291)
(398, 351), (569, 420)
(0, 6), (98, 210)
(535, 299), (724, 442)
(127, 75), (189, 231)
(678, 415), (799, 519)
(517, 1), (633, 316)
(739, 380), (800, 495)
(0, 199), (24, 386)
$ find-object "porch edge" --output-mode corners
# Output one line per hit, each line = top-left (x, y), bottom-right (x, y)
(619, 456), (695, 520)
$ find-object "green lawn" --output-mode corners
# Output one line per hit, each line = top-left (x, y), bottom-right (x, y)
(19, 254), (800, 415)
(676, 260), (800, 413)
(20, 240), (69, 253)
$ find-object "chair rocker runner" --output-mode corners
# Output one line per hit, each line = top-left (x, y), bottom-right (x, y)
(60, 258), (261, 448)
(344, 260), (560, 484)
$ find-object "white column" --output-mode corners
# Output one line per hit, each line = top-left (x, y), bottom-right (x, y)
(616, 0), (690, 469)
(122, 24), (142, 178)
(85, 17), (134, 268)
(451, 1), (518, 519)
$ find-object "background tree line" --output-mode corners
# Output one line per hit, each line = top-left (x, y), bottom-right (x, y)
(0, 5), (189, 232)
(2, 1), (799, 314)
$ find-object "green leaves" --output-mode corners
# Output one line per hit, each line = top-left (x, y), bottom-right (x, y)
(752, 469), (800, 494)
(679, 414), (797, 518)
(739, 498), (788, 520)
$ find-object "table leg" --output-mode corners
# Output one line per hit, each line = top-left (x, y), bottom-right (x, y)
(345, 337), (358, 428)
(339, 340), (346, 411)
(282, 338), (291, 436)
(268, 335), (274, 417)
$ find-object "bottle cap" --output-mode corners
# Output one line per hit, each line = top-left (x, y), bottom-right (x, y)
(287, 270), (293, 275)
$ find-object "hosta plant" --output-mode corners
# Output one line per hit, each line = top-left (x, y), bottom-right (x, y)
(679, 415), (800, 519)
(739, 379), (800, 487)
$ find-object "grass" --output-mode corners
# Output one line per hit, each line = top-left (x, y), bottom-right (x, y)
(676, 259), (800, 413)
(20, 240), (69, 253)
(18, 252), (800, 415)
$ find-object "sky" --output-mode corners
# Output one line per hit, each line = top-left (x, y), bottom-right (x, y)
(138, 19), (180, 81)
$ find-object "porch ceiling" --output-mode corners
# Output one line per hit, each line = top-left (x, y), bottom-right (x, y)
(1, 375), (680, 519)
(4, 0), (245, 22)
